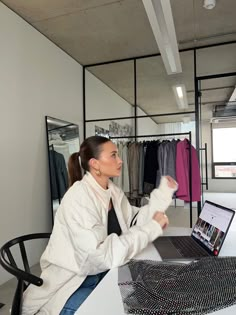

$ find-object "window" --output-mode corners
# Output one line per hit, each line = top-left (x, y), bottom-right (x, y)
(212, 126), (236, 178)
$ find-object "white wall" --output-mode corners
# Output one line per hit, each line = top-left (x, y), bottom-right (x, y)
(85, 71), (134, 137)
(0, 4), (159, 285)
(0, 4), (159, 286)
(0, 3), (83, 284)
(85, 70), (134, 120)
(136, 107), (159, 135)
(85, 72), (159, 137)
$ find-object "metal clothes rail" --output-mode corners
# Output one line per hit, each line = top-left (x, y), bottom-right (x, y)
(110, 131), (193, 228)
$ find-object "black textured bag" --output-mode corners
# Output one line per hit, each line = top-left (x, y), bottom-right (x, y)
(118, 257), (236, 314)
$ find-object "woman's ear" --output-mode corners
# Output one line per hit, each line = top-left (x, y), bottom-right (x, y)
(89, 158), (100, 171)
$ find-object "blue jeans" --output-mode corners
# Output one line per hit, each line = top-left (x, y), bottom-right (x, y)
(59, 272), (107, 315)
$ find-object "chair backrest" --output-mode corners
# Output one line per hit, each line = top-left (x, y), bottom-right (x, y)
(0, 233), (51, 315)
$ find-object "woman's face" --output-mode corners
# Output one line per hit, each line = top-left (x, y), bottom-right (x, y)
(97, 141), (122, 178)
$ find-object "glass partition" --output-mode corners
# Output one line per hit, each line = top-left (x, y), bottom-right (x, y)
(86, 60), (135, 121)
(86, 118), (135, 139)
(197, 43), (236, 76)
(136, 50), (195, 116)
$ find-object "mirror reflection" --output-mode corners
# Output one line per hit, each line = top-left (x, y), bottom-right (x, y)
(46, 116), (80, 224)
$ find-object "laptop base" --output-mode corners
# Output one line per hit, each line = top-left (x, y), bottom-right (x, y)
(153, 236), (210, 260)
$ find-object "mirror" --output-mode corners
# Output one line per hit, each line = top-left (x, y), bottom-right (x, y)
(45, 116), (80, 225)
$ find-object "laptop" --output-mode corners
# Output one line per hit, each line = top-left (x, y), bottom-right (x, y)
(153, 200), (235, 260)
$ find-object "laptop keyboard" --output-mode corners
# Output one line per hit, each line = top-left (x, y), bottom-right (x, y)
(171, 236), (209, 257)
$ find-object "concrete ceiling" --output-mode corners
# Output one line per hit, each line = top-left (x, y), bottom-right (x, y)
(2, 0), (236, 124)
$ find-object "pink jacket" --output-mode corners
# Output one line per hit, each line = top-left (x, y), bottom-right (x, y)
(176, 139), (201, 202)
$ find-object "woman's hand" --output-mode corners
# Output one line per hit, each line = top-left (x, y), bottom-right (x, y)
(165, 175), (178, 190)
(153, 211), (169, 230)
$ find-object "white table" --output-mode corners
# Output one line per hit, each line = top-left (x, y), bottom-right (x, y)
(76, 227), (236, 315)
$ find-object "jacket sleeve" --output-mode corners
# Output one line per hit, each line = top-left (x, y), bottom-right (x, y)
(127, 176), (178, 227)
(63, 198), (163, 276)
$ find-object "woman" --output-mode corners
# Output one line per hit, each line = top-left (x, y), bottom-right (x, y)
(22, 136), (177, 315)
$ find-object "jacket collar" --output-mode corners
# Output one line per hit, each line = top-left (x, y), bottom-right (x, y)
(83, 172), (112, 208)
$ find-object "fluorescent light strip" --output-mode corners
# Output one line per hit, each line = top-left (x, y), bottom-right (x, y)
(142, 0), (182, 74)
(176, 86), (183, 98)
(173, 85), (188, 109)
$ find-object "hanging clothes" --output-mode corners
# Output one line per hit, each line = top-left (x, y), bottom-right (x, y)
(175, 138), (201, 202)
(128, 142), (140, 199)
(157, 140), (177, 187)
(138, 143), (145, 195)
(49, 134), (71, 167)
(111, 135), (200, 206)
(113, 142), (130, 194)
(113, 142), (123, 188)
(143, 141), (159, 194)
(164, 140), (177, 180)
(122, 144), (130, 194)
(49, 150), (69, 200)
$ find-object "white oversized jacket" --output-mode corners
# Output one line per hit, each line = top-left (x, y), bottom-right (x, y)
(22, 172), (176, 315)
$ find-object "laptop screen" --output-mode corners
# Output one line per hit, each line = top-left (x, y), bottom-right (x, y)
(191, 200), (235, 256)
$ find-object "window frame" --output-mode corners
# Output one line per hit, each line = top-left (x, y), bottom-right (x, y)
(211, 125), (236, 179)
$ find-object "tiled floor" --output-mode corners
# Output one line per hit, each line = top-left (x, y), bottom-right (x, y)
(0, 264), (41, 315)
(0, 276), (17, 315)
(166, 205), (198, 228)
(0, 205), (196, 314)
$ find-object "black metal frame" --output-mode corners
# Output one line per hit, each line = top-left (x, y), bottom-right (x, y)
(85, 110), (195, 123)
(83, 40), (236, 138)
(45, 116), (55, 227)
(109, 132), (191, 139)
(45, 115), (72, 225)
(83, 41), (236, 141)
(199, 143), (209, 190)
(195, 68), (236, 213)
(196, 73), (236, 174)
(82, 40), (236, 219)
(45, 116), (81, 227)
(83, 40), (236, 68)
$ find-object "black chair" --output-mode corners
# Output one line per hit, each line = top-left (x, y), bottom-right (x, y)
(0, 233), (51, 315)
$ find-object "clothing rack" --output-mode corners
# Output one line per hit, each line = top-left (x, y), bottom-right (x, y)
(196, 143), (208, 216)
(110, 131), (193, 228)
(109, 132), (191, 140)
(199, 143), (208, 190)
